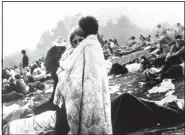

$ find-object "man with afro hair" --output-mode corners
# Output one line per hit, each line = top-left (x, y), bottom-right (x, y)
(78, 16), (99, 37)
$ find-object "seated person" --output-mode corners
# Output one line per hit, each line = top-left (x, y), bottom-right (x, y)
(174, 23), (184, 38)
(128, 36), (139, 47)
(2, 68), (11, 80)
(32, 64), (49, 81)
(155, 24), (163, 36)
(32, 64), (43, 76)
(14, 65), (20, 75)
(159, 30), (175, 45)
(139, 36), (147, 47)
(15, 74), (30, 95)
(146, 34), (152, 43)
(165, 39), (185, 67)
(103, 45), (112, 60)
(3, 77), (17, 94)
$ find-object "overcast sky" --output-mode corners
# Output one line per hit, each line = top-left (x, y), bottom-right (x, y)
(3, 2), (184, 57)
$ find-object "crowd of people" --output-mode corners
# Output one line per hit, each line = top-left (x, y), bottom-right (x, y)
(2, 50), (50, 102)
(2, 16), (185, 135)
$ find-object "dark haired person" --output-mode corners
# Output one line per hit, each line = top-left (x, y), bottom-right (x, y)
(53, 16), (112, 135)
(21, 50), (29, 68)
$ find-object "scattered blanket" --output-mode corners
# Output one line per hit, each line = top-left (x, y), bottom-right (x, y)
(126, 63), (141, 73)
(3, 111), (56, 134)
(111, 93), (184, 135)
(148, 79), (175, 94)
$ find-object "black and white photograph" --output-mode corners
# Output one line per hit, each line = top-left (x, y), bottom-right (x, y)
(1, 1), (185, 135)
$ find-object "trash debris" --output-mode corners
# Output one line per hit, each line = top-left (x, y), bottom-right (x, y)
(109, 84), (121, 94)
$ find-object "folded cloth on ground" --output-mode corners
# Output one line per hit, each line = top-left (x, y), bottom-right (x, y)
(3, 107), (34, 126)
(126, 63), (141, 73)
(148, 79), (175, 94)
(3, 111), (56, 134)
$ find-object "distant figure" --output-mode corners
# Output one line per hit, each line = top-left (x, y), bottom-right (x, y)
(175, 23), (184, 37)
(129, 36), (138, 46)
(155, 24), (163, 36)
(21, 50), (29, 68)
(114, 39), (119, 46)
(146, 35), (152, 42)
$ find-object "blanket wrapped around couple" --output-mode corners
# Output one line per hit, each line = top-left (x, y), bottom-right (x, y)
(53, 35), (112, 134)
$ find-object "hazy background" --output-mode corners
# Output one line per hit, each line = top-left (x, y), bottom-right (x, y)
(3, 2), (184, 67)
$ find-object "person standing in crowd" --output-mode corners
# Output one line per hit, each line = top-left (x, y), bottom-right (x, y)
(44, 36), (66, 103)
(21, 50), (29, 69)
(53, 16), (112, 135)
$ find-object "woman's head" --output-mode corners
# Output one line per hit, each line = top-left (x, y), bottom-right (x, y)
(69, 27), (86, 48)
(78, 16), (99, 37)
